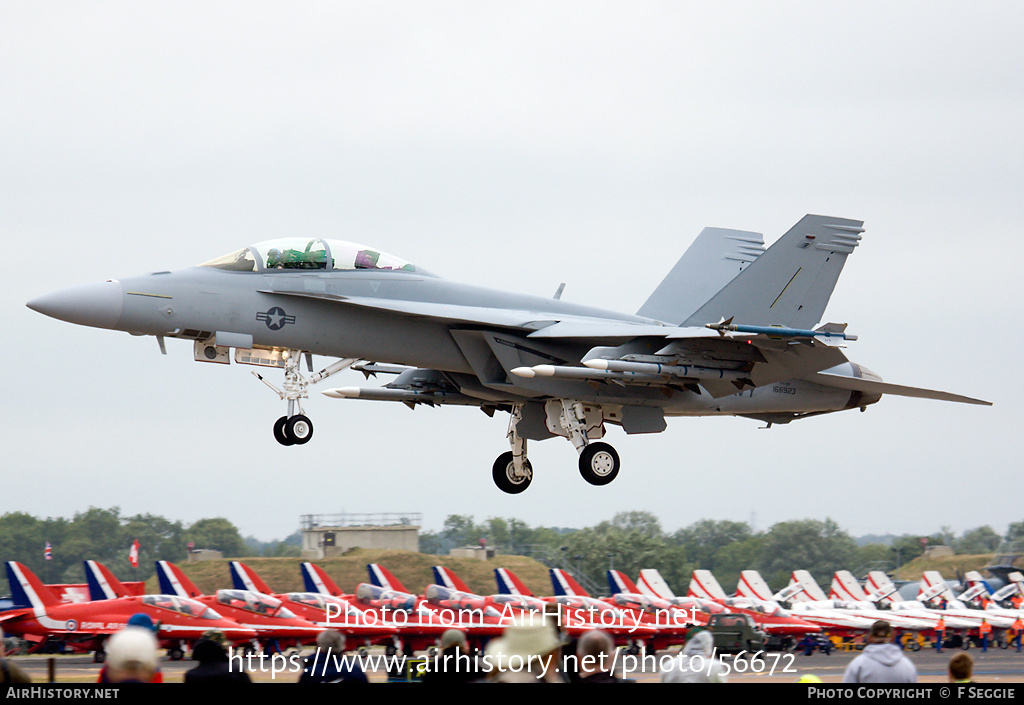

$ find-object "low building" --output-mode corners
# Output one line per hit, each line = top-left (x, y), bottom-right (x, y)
(300, 513), (421, 558)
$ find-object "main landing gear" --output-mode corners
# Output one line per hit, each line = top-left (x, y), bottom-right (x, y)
(491, 400), (621, 494)
(253, 350), (355, 446)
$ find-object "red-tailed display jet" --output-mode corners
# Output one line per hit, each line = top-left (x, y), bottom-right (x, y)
(2, 561), (257, 661)
(493, 566), (657, 650)
(227, 560), (396, 650)
(366, 563), (511, 642)
(300, 561), (451, 654)
(154, 560), (324, 652)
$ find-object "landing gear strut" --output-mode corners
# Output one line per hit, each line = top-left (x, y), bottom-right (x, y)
(254, 351), (354, 446)
(492, 404), (532, 493)
(558, 399), (621, 486)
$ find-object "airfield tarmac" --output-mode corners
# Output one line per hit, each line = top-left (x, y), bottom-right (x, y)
(9, 647), (1024, 684)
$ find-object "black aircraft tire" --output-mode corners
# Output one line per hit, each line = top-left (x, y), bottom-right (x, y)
(286, 415), (314, 445)
(492, 451), (532, 494)
(274, 416), (294, 446)
(579, 442), (619, 486)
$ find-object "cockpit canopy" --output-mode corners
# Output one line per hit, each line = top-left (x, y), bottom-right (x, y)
(142, 594), (222, 620)
(200, 238), (433, 276)
(215, 589), (297, 619)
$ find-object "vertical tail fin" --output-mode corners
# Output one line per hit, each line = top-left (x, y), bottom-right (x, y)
(736, 570), (777, 602)
(786, 570), (828, 602)
(637, 569), (677, 600)
(688, 570), (728, 601)
(83, 560), (128, 600)
(432, 566), (471, 593)
(831, 570), (870, 602)
(637, 227), (765, 324)
(229, 561), (273, 594)
(918, 570), (954, 602)
(549, 568), (588, 597)
(682, 215), (864, 329)
(494, 568), (534, 597)
(5, 561), (61, 611)
(865, 571), (899, 603)
(154, 560), (202, 599)
(367, 564), (409, 593)
(606, 570), (639, 595)
(301, 562), (345, 597)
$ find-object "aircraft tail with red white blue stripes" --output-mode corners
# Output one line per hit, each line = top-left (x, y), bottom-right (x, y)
(155, 560), (203, 599)
(550, 568), (589, 597)
(229, 561), (274, 594)
(83, 560), (129, 600)
(607, 569), (640, 595)
(432, 566), (472, 593)
(300, 562), (345, 597)
(367, 563), (411, 594)
(494, 567), (536, 597)
(4, 561), (61, 613)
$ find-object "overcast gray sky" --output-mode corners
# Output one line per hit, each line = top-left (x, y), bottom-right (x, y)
(4, 2), (1021, 545)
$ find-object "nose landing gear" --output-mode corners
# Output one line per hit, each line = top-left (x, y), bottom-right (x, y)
(254, 351), (355, 446)
(273, 414), (314, 446)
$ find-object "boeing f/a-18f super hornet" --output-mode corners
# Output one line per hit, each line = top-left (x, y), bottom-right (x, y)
(27, 215), (990, 493)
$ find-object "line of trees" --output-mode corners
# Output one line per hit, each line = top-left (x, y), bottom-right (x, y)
(4, 507), (1021, 598)
(420, 512), (1024, 594)
(0, 507), (297, 593)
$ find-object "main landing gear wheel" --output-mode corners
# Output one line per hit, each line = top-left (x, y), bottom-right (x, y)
(492, 451), (533, 494)
(579, 442), (619, 486)
(274, 415), (314, 445)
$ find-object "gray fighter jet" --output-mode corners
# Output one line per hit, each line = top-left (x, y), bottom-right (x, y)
(27, 215), (990, 493)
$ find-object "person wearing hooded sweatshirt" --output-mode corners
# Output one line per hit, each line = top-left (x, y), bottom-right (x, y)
(660, 628), (728, 683)
(842, 620), (917, 683)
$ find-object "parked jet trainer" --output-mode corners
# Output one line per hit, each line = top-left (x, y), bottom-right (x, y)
(27, 215), (989, 492)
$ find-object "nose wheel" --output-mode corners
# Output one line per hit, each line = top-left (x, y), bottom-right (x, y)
(254, 351), (356, 447)
(274, 414), (314, 446)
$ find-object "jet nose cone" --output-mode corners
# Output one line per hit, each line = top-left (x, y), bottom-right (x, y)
(27, 280), (124, 330)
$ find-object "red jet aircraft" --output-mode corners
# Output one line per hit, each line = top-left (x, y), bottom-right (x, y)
(2, 561), (257, 661)
(154, 560), (324, 652)
(300, 561), (450, 654)
(492, 566), (659, 650)
(227, 560), (396, 650)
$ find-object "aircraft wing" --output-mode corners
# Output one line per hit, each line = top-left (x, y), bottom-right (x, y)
(808, 372), (992, 406)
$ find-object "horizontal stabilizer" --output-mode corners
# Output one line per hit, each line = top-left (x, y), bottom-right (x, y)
(809, 373), (991, 406)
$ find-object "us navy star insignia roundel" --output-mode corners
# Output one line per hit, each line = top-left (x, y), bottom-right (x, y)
(256, 306), (296, 330)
